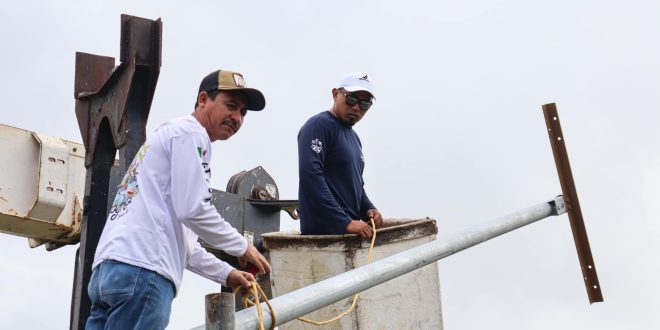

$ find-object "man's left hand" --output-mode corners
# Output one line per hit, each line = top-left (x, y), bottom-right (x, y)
(367, 209), (384, 228)
(239, 244), (272, 275)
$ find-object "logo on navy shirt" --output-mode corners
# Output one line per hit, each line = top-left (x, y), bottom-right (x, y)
(311, 138), (323, 153)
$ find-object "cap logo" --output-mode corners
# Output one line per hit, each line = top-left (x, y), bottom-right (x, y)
(233, 74), (246, 88)
(359, 75), (369, 82)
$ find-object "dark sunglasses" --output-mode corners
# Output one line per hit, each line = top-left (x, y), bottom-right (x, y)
(341, 90), (373, 111)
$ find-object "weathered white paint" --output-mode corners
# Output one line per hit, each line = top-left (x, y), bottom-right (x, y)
(0, 123), (85, 247)
(28, 132), (70, 222)
(263, 219), (443, 330)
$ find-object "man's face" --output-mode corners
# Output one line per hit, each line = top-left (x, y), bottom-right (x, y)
(331, 88), (373, 126)
(197, 91), (248, 141)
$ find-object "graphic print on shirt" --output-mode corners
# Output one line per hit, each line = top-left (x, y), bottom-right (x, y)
(311, 138), (323, 153)
(198, 146), (213, 203)
(109, 144), (149, 221)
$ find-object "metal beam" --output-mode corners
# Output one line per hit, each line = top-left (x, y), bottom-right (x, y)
(70, 15), (161, 329)
(542, 103), (603, 304)
(191, 197), (565, 330)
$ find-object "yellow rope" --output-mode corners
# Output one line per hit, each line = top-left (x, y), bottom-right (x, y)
(296, 219), (377, 326)
(235, 219), (378, 329)
(234, 282), (277, 330)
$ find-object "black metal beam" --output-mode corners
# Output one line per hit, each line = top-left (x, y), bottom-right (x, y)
(70, 120), (116, 328)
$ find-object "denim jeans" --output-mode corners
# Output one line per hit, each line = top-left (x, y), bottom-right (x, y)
(86, 260), (176, 330)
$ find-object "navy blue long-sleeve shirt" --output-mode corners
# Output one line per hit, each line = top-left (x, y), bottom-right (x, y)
(298, 111), (375, 235)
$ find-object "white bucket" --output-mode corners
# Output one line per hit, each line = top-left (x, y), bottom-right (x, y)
(263, 218), (443, 329)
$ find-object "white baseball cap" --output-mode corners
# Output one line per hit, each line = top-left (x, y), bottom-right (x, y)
(337, 72), (376, 99)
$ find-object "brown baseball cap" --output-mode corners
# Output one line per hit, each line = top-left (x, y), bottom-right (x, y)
(198, 70), (266, 111)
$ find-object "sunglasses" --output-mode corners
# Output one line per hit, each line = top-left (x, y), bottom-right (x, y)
(341, 90), (373, 111)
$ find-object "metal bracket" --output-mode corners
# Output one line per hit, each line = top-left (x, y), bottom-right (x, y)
(247, 199), (300, 220)
(543, 103), (603, 304)
(27, 132), (69, 222)
(74, 14), (161, 168)
(549, 195), (567, 216)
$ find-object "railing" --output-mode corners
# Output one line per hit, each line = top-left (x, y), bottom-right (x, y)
(192, 196), (567, 330)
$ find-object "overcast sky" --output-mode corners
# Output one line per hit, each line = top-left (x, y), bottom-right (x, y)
(1, 1), (658, 329)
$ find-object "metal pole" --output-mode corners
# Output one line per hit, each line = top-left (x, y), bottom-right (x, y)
(206, 293), (236, 330)
(191, 197), (565, 330)
(70, 126), (116, 329)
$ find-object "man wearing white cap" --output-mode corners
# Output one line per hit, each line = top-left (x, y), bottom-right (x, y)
(297, 72), (384, 239)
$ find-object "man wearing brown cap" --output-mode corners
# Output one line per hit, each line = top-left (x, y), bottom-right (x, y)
(298, 72), (384, 240)
(86, 70), (271, 330)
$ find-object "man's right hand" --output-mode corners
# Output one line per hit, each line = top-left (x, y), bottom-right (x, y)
(346, 220), (373, 240)
(227, 269), (255, 291)
(239, 244), (272, 275)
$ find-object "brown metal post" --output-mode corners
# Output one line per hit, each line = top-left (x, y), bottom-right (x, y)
(70, 15), (162, 329)
(542, 103), (604, 304)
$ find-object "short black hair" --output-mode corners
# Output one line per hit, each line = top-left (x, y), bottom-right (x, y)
(194, 90), (223, 109)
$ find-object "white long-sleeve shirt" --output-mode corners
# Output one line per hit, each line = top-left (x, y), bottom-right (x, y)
(93, 115), (248, 293)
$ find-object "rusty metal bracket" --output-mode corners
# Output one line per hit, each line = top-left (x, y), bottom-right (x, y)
(542, 103), (603, 304)
(74, 14), (162, 168)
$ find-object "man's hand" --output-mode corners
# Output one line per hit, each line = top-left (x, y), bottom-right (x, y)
(227, 269), (255, 291)
(367, 209), (384, 228)
(239, 244), (272, 275)
(346, 220), (373, 240)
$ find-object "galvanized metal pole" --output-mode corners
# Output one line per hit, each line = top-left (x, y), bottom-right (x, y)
(206, 293), (236, 330)
(190, 197), (565, 330)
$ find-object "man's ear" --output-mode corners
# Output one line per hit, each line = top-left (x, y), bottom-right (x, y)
(331, 88), (339, 98)
(197, 91), (209, 107)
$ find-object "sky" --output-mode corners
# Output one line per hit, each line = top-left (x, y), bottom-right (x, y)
(1, 1), (658, 329)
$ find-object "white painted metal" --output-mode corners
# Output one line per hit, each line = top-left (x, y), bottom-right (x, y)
(0, 123), (85, 247)
(28, 132), (70, 222)
(266, 219), (442, 330)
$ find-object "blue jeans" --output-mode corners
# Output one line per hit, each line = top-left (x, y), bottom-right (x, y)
(86, 260), (175, 330)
